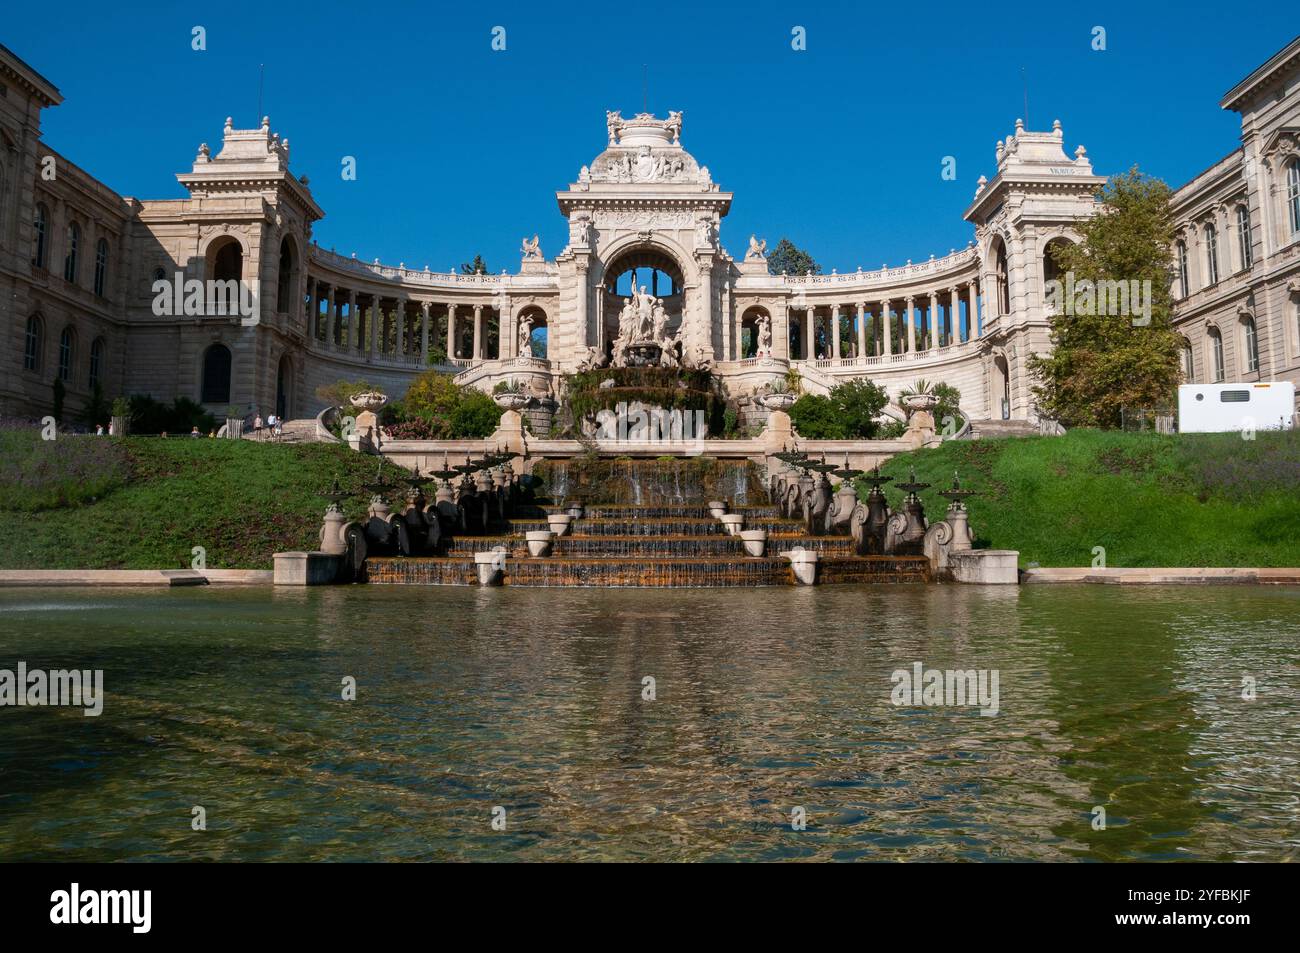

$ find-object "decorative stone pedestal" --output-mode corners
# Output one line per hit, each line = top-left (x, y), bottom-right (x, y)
(948, 549), (1020, 584)
(739, 529), (767, 557)
(720, 514), (745, 536)
(548, 514), (573, 536)
(273, 552), (342, 586)
(474, 549), (507, 585)
(783, 548), (818, 585)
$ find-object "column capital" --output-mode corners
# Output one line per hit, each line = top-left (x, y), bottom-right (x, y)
(905, 295), (914, 305)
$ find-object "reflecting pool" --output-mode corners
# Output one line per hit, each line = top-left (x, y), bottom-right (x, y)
(0, 584), (1297, 861)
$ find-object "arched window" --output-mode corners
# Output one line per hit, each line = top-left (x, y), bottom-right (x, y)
(24, 315), (43, 372)
(94, 238), (109, 296)
(208, 239), (243, 316)
(1176, 240), (1190, 297)
(200, 343), (232, 404)
(89, 337), (105, 390)
(57, 326), (75, 382)
(64, 222), (80, 283)
(33, 203), (48, 269)
(1288, 160), (1300, 236)
(992, 238), (1010, 315)
(1243, 317), (1259, 373)
(1236, 206), (1253, 271)
(275, 236), (297, 314)
(1204, 224), (1219, 285)
(1208, 327), (1224, 382)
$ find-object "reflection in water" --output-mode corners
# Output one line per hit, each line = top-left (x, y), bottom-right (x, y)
(0, 584), (1296, 861)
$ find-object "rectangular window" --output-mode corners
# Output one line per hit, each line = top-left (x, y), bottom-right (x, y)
(1237, 207), (1253, 270)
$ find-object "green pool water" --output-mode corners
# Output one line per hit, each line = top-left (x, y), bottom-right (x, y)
(0, 584), (1297, 861)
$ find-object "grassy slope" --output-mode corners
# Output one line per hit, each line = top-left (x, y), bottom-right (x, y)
(873, 429), (1300, 568)
(0, 437), (385, 570)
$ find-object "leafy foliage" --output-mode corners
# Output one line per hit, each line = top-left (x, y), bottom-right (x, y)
(766, 238), (821, 277)
(459, 255), (489, 275)
(562, 367), (725, 435)
(788, 378), (889, 438)
(126, 395), (217, 435)
(1027, 168), (1184, 428)
(315, 378), (374, 415)
(385, 371), (499, 438)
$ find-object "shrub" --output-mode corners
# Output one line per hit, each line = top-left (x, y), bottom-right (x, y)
(386, 370), (500, 438)
(126, 395), (217, 435)
(788, 379), (889, 438)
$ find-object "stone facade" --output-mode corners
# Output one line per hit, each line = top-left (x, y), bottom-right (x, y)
(3, 38), (1298, 425)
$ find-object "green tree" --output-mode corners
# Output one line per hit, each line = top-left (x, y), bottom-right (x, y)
(766, 238), (821, 277)
(1027, 167), (1183, 428)
(460, 255), (489, 275)
(788, 378), (889, 438)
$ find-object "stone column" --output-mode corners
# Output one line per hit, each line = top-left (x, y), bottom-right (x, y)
(472, 305), (483, 361)
(420, 301), (430, 364)
(905, 296), (916, 353)
(346, 291), (357, 351)
(369, 295), (379, 356)
(446, 304), (457, 359)
(776, 303), (790, 361)
(306, 277), (317, 333)
(950, 287), (960, 346)
(856, 303), (866, 358)
(697, 263), (713, 363)
(804, 307), (815, 359)
(881, 300), (892, 356)
(322, 286), (334, 348)
(928, 292), (939, 349)
(831, 305), (842, 360)
(967, 281), (979, 339)
(575, 263), (590, 351)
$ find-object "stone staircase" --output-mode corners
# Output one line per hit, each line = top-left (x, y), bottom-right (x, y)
(242, 418), (322, 445)
(366, 502), (930, 588)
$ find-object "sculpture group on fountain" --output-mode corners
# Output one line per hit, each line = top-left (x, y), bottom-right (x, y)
(316, 451), (528, 580)
(767, 452), (977, 575)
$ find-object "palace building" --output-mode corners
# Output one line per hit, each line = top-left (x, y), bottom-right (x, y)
(2, 37), (1298, 427)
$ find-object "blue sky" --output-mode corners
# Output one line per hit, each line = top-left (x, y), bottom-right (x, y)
(8, 2), (1296, 273)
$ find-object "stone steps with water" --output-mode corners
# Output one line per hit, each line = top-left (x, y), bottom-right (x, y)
(367, 554), (929, 588)
(364, 459), (929, 587)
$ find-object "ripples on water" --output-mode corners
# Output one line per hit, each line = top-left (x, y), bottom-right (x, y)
(0, 585), (1296, 862)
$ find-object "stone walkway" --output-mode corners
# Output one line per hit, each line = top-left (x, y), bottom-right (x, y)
(0, 569), (273, 587)
(1021, 567), (1300, 585)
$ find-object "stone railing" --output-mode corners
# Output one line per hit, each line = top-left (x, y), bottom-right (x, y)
(308, 246), (557, 292)
(780, 246), (979, 289)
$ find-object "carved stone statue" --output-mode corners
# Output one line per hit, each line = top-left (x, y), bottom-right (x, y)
(757, 313), (772, 354)
(746, 235), (767, 261)
(696, 218), (714, 247)
(666, 110), (683, 144)
(518, 315), (534, 358)
(605, 110), (624, 146)
(521, 235), (542, 260)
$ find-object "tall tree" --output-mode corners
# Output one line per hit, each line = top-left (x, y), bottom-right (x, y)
(1027, 167), (1183, 428)
(460, 255), (489, 275)
(766, 238), (821, 277)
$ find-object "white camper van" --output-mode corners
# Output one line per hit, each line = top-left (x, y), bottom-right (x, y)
(1178, 382), (1296, 433)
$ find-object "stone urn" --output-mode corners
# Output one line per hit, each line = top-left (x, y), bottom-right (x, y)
(783, 547), (819, 585)
(760, 392), (796, 412)
(547, 513), (573, 537)
(903, 393), (938, 415)
(565, 502), (585, 520)
(473, 548), (507, 585)
(739, 529), (768, 557)
(493, 391), (530, 411)
(707, 500), (728, 519)
(719, 513), (745, 536)
(525, 530), (555, 557)
(349, 391), (389, 442)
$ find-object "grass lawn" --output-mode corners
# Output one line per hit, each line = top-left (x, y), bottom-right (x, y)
(871, 428), (1300, 568)
(0, 434), (387, 570)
